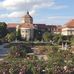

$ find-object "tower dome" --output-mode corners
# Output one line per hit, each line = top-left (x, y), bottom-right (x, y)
(23, 11), (33, 24)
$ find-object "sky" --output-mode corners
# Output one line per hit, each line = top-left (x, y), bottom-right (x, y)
(0, 0), (74, 25)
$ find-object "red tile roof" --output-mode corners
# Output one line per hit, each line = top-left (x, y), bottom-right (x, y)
(20, 23), (34, 29)
(7, 23), (17, 28)
(65, 19), (74, 28)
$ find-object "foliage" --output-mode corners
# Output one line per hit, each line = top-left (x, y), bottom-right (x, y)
(34, 29), (43, 41)
(0, 49), (74, 74)
(47, 49), (74, 74)
(53, 34), (63, 44)
(16, 29), (21, 40)
(0, 22), (8, 38)
(0, 42), (74, 74)
(5, 32), (16, 42)
(51, 45), (59, 53)
(34, 45), (51, 54)
(70, 35), (74, 45)
(8, 45), (27, 58)
(42, 31), (52, 42)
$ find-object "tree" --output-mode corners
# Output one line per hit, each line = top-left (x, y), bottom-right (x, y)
(0, 22), (8, 38)
(16, 29), (21, 40)
(70, 35), (74, 45)
(5, 32), (16, 42)
(6, 44), (32, 59)
(34, 29), (43, 41)
(53, 34), (63, 44)
(42, 31), (52, 42)
(8, 45), (27, 58)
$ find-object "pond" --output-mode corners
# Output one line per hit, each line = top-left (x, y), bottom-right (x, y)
(0, 43), (9, 57)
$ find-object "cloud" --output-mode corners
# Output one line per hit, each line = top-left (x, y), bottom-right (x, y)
(0, 10), (36, 18)
(48, 16), (74, 25)
(0, 0), (55, 18)
(30, 10), (36, 16)
(8, 10), (35, 18)
(51, 5), (68, 9)
(0, 0), (68, 19)
(8, 11), (25, 18)
(0, 12), (25, 18)
(48, 16), (73, 19)
(0, 14), (8, 18)
(33, 1), (55, 9)
(47, 15), (74, 25)
(0, 0), (55, 10)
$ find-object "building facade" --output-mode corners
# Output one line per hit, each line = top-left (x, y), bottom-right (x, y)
(17, 11), (34, 41)
(7, 11), (62, 41)
(62, 19), (74, 36)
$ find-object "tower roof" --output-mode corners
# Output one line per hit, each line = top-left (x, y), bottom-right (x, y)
(19, 23), (34, 29)
(27, 11), (29, 14)
(23, 11), (32, 18)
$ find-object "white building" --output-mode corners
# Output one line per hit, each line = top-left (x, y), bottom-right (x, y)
(17, 11), (34, 41)
(62, 19), (74, 36)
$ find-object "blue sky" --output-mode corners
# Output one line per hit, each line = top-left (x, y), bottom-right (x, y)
(0, 0), (74, 25)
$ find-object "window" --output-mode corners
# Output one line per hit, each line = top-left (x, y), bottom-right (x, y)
(26, 30), (27, 33)
(22, 30), (24, 33)
(70, 31), (72, 35)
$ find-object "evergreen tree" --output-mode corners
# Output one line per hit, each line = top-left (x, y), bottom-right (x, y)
(0, 22), (8, 38)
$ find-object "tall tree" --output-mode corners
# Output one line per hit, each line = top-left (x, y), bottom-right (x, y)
(53, 34), (63, 44)
(42, 31), (52, 42)
(5, 32), (16, 42)
(0, 22), (7, 38)
(34, 29), (43, 41)
(16, 29), (21, 40)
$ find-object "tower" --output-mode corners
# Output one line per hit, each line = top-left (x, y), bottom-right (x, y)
(20, 11), (34, 41)
(23, 11), (33, 24)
